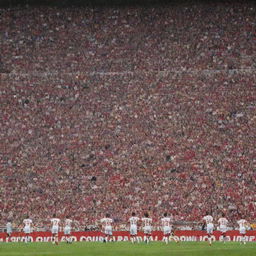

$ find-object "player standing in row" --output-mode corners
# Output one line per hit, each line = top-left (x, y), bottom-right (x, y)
(141, 213), (152, 244)
(129, 212), (140, 243)
(23, 215), (33, 243)
(218, 213), (228, 243)
(161, 213), (179, 244)
(51, 214), (60, 245)
(6, 220), (13, 242)
(203, 212), (214, 246)
(237, 217), (249, 245)
(64, 215), (73, 244)
(161, 213), (171, 244)
(100, 213), (113, 242)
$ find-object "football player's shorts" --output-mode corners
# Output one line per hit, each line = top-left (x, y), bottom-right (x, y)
(23, 226), (31, 234)
(219, 225), (227, 233)
(143, 225), (152, 234)
(130, 224), (138, 235)
(7, 228), (12, 235)
(51, 226), (59, 234)
(104, 226), (112, 235)
(64, 226), (71, 235)
(206, 223), (214, 234)
(239, 227), (246, 235)
(163, 226), (171, 235)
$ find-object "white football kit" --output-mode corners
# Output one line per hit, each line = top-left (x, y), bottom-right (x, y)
(6, 222), (12, 235)
(23, 219), (32, 234)
(100, 217), (113, 235)
(218, 217), (228, 233)
(64, 219), (72, 235)
(237, 219), (247, 235)
(129, 216), (140, 235)
(161, 217), (172, 235)
(141, 217), (152, 234)
(203, 215), (214, 234)
(51, 218), (60, 234)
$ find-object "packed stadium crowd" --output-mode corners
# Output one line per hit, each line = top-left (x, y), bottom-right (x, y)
(0, 1), (255, 230)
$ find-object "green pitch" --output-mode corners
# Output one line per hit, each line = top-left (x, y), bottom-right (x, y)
(0, 242), (255, 256)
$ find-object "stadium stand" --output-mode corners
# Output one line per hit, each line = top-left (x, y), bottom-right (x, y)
(0, 1), (255, 230)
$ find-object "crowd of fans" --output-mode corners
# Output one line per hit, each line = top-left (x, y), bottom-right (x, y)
(0, 2), (255, 230)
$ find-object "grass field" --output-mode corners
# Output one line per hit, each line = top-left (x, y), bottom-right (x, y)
(0, 242), (256, 256)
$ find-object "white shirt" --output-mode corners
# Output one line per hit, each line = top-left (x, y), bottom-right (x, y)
(51, 218), (60, 228)
(218, 217), (228, 226)
(100, 217), (113, 227)
(6, 222), (12, 230)
(203, 215), (213, 224)
(161, 217), (171, 227)
(237, 219), (247, 229)
(23, 218), (32, 228)
(141, 217), (152, 227)
(65, 219), (72, 227)
(129, 216), (139, 226)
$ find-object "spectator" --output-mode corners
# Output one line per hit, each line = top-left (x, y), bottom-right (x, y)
(0, 2), (255, 229)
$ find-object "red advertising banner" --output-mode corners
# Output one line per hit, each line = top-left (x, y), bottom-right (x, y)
(0, 230), (255, 242)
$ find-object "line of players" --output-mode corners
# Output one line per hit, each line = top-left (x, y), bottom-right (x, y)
(5, 212), (250, 245)
(6, 214), (75, 245)
(203, 212), (249, 245)
(100, 212), (179, 244)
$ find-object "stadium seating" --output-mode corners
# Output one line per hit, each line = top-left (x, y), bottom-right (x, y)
(1, 3), (255, 230)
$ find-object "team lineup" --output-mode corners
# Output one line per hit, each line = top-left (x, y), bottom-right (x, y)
(4, 212), (250, 245)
